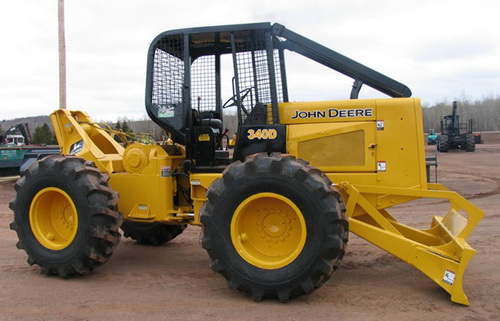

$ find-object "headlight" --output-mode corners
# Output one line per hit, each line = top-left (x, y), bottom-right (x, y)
(69, 140), (84, 155)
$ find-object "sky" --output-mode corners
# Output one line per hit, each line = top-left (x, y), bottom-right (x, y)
(1, 0), (499, 121)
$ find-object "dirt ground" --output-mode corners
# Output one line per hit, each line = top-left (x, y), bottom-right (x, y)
(1, 140), (499, 321)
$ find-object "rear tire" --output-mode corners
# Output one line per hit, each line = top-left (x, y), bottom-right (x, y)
(121, 222), (186, 245)
(200, 153), (348, 302)
(9, 155), (122, 277)
(437, 135), (449, 152)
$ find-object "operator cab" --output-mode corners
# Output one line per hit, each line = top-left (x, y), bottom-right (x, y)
(6, 134), (25, 146)
(145, 23), (285, 172)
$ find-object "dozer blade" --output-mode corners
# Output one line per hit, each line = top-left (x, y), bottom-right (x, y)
(337, 182), (484, 305)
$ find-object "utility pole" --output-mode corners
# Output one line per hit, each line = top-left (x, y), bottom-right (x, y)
(58, 0), (67, 109)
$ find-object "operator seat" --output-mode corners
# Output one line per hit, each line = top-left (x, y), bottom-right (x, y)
(196, 110), (222, 132)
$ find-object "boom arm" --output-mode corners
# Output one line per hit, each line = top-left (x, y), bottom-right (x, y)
(271, 23), (412, 99)
(4, 123), (32, 145)
(452, 101), (459, 129)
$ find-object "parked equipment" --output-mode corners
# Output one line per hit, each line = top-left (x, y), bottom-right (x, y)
(1, 123), (33, 172)
(10, 23), (483, 305)
(1, 123), (32, 146)
(427, 129), (438, 145)
(474, 132), (484, 144)
(437, 101), (476, 152)
(1, 123), (59, 174)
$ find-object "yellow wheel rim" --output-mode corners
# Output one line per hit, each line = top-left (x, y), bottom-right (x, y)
(29, 187), (78, 250)
(231, 192), (307, 269)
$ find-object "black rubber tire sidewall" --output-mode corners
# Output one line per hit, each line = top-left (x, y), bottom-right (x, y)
(14, 165), (92, 266)
(201, 154), (347, 299)
(10, 156), (122, 276)
(216, 178), (329, 283)
(121, 222), (186, 245)
(438, 135), (449, 152)
(465, 133), (475, 152)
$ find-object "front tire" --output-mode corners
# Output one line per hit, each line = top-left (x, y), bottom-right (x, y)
(9, 155), (122, 277)
(438, 135), (449, 152)
(200, 153), (348, 301)
(465, 133), (475, 152)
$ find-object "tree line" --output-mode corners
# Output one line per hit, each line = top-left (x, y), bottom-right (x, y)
(0, 122), (57, 145)
(2, 96), (499, 145)
(124, 95), (500, 139)
(422, 96), (500, 132)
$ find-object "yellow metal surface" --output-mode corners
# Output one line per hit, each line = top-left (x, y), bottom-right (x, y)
(190, 173), (223, 225)
(374, 97), (427, 191)
(122, 144), (150, 173)
(336, 182), (484, 305)
(283, 98), (429, 214)
(49, 95), (484, 304)
(29, 187), (78, 250)
(50, 110), (192, 225)
(278, 99), (377, 125)
(230, 192), (307, 269)
(288, 122), (376, 172)
(279, 97), (483, 304)
(51, 109), (125, 173)
(109, 145), (188, 223)
(282, 98), (427, 192)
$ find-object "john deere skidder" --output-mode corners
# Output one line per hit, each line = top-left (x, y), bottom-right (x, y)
(10, 23), (483, 304)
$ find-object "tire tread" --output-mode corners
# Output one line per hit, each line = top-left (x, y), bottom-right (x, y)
(200, 153), (349, 302)
(9, 155), (122, 278)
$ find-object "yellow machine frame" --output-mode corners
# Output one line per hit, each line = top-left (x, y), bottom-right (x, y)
(50, 96), (484, 305)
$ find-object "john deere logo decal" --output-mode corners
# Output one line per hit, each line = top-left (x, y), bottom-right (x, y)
(291, 108), (373, 120)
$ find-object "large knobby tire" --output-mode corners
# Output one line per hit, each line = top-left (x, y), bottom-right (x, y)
(9, 155), (122, 277)
(465, 133), (475, 152)
(200, 153), (348, 302)
(121, 222), (186, 245)
(437, 135), (449, 152)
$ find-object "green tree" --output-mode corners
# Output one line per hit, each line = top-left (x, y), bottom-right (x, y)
(114, 118), (135, 144)
(121, 120), (131, 133)
(32, 123), (56, 145)
(114, 120), (124, 143)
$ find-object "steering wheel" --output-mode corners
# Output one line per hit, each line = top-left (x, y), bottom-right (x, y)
(222, 87), (253, 115)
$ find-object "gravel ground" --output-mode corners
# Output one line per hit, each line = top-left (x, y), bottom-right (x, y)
(1, 141), (499, 321)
